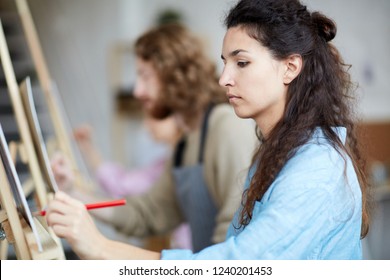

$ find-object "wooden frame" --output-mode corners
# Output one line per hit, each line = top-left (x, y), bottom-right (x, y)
(0, 19), (47, 208)
(0, 124), (43, 254)
(19, 77), (58, 193)
(0, 19), (65, 260)
(15, 0), (93, 193)
(0, 125), (65, 259)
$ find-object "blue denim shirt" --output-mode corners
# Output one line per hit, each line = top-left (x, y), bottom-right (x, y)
(161, 127), (362, 259)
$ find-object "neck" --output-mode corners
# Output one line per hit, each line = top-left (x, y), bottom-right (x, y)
(255, 112), (282, 140)
(255, 98), (286, 140)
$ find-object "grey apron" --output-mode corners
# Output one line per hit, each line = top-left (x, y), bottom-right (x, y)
(172, 105), (218, 252)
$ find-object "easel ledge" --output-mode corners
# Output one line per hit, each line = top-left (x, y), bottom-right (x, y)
(0, 161), (65, 260)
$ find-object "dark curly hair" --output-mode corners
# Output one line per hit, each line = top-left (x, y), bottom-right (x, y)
(135, 23), (226, 128)
(225, 0), (371, 238)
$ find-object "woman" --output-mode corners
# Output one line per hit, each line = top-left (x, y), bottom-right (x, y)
(47, 0), (370, 259)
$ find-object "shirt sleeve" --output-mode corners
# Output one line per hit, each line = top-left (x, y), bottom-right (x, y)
(161, 183), (333, 259)
(162, 127), (362, 259)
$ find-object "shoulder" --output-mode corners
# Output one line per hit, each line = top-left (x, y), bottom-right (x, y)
(270, 128), (358, 198)
(289, 129), (346, 175)
(260, 128), (361, 229)
(279, 136), (344, 187)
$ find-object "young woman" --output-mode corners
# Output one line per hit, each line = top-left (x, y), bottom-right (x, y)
(47, 0), (370, 259)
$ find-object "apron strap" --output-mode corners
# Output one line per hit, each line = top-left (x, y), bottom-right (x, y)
(173, 103), (214, 167)
(174, 137), (187, 167)
(198, 103), (214, 163)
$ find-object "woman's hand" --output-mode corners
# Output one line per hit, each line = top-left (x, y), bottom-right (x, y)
(45, 191), (106, 259)
(46, 192), (161, 260)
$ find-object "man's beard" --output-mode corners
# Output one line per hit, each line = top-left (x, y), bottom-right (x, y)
(148, 101), (173, 120)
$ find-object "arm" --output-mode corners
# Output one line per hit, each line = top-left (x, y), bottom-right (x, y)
(162, 184), (334, 259)
(46, 191), (160, 259)
(162, 141), (362, 260)
(51, 150), (182, 236)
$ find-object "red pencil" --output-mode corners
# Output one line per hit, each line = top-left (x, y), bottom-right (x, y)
(37, 199), (127, 216)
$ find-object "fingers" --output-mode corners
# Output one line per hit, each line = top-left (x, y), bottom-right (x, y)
(45, 192), (103, 259)
(46, 191), (81, 221)
(46, 192), (86, 239)
(53, 191), (82, 207)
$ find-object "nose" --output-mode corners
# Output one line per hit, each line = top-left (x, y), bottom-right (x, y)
(219, 67), (234, 88)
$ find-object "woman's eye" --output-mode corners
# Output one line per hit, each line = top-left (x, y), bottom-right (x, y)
(237, 61), (249, 68)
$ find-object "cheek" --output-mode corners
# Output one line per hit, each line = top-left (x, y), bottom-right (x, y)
(243, 74), (265, 98)
(247, 75), (283, 105)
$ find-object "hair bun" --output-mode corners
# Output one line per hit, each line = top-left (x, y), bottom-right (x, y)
(312, 12), (336, 42)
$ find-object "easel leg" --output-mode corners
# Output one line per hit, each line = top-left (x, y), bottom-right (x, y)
(0, 238), (10, 260)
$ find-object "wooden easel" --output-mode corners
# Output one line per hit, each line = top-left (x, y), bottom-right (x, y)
(0, 19), (65, 260)
(15, 0), (93, 193)
(0, 131), (64, 260)
(0, 157), (31, 260)
(0, 19), (48, 210)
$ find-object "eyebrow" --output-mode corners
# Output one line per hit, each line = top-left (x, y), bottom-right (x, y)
(221, 49), (248, 60)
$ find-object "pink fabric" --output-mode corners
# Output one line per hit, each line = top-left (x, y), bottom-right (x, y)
(96, 159), (165, 198)
(170, 223), (192, 250)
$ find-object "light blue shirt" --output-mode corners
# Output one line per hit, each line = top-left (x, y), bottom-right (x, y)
(161, 127), (362, 259)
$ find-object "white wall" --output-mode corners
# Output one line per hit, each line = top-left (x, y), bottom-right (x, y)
(121, 0), (230, 70)
(29, 0), (122, 159)
(29, 0), (233, 165)
(306, 0), (390, 122)
(29, 0), (390, 163)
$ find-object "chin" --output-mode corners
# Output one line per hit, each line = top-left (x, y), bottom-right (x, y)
(232, 108), (248, 119)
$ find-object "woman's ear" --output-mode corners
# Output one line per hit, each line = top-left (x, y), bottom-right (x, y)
(283, 54), (302, 85)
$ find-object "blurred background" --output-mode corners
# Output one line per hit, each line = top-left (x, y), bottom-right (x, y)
(0, 0), (389, 259)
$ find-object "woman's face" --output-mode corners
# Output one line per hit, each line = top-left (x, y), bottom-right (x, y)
(219, 26), (288, 135)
